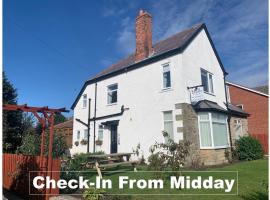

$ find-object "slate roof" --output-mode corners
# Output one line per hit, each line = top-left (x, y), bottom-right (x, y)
(253, 85), (268, 95)
(193, 100), (228, 113)
(227, 103), (249, 117)
(72, 23), (227, 109)
(90, 23), (204, 80)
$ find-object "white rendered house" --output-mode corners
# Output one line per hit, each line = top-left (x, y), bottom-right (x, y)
(70, 10), (248, 165)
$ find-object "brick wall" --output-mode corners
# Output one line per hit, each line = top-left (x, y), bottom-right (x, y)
(228, 85), (268, 136)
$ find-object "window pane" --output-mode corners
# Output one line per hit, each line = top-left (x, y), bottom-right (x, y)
(77, 131), (80, 140)
(98, 125), (103, 140)
(212, 113), (226, 123)
(108, 84), (118, 90)
(212, 123), (228, 146)
(164, 121), (174, 140)
(199, 121), (212, 147)
(199, 112), (209, 120)
(209, 74), (214, 93)
(163, 71), (171, 88)
(84, 129), (88, 139)
(163, 64), (170, 72)
(111, 91), (117, 103)
(201, 71), (208, 92)
(107, 84), (118, 104)
(83, 94), (87, 108)
(164, 111), (173, 121)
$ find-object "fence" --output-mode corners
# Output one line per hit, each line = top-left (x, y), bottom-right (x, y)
(252, 134), (268, 155)
(3, 153), (61, 200)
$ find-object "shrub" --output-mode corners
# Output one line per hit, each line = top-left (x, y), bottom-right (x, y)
(83, 187), (105, 200)
(148, 131), (191, 171)
(60, 152), (104, 194)
(235, 136), (264, 160)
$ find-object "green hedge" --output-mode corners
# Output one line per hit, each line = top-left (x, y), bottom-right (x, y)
(235, 136), (264, 160)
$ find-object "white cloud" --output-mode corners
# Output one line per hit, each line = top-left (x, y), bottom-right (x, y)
(103, 0), (268, 87)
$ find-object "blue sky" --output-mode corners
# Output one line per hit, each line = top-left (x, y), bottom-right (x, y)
(4, 0), (268, 116)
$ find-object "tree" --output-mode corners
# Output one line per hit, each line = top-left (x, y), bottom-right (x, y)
(17, 132), (67, 158)
(3, 72), (23, 152)
(35, 113), (67, 135)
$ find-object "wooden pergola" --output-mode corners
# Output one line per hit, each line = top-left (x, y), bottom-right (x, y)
(3, 104), (68, 199)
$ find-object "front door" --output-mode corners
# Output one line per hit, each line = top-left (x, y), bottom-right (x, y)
(110, 124), (118, 153)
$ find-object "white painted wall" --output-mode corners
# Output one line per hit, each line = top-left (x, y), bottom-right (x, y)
(70, 28), (227, 159)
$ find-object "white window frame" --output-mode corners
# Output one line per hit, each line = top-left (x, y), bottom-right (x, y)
(201, 69), (214, 94)
(98, 125), (104, 141)
(107, 84), (118, 105)
(84, 129), (88, 140)
(198, 112), (230, 149)
(162, 63), (172, 89)
(235, 119), (243, 138)
(162, 110), (174, 143)
(77, 130), (80, 140)
(236, 104), (244, 110)
(82, 94), (87, 108)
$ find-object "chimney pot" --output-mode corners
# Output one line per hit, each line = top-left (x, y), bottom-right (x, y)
(135, 9), (153, 62)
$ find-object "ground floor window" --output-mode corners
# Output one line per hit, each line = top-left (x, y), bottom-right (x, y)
(163, 111), (174, 143)
(98, 125), (104, 140)
(198, 112), (229, 149)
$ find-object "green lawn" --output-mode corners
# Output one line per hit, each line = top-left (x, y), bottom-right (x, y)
(73, 158), (268, 200)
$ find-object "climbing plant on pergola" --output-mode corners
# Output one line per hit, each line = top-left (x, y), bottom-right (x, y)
(3, 104), (68, 198)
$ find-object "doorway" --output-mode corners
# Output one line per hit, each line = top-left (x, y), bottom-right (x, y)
(110, 124), (118, 153)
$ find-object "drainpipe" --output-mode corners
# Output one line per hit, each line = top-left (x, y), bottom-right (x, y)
(93, 82), (97, 153)
(87, 98), (91, 153)
(223, 74), (233, 153)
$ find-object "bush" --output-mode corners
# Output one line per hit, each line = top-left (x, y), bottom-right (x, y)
(235, 136), (264, 160)
(60, 152), (104, 194)
(16, 132), (68, 158)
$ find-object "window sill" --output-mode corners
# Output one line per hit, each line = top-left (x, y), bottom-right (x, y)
(107, 103), (117, 106)
(200, 146), (230, 150)
(160, 87), (173, 93)
(204, 91), (215, 96)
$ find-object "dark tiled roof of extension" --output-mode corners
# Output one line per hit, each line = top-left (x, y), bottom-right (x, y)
(54, 118), (73, 129)
(90, 23), (204, 80)
(193, 100), (228, 113)
(227, 103), (249, 117)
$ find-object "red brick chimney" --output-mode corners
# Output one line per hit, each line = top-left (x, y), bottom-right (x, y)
(135, 9), (153, 62)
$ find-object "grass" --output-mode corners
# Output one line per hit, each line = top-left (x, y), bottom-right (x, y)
(69, 157), (268, 200)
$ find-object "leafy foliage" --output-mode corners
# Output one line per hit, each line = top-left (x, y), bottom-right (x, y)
(3, 72), (23, 152)
(16, 131), (68, 158)
(60, 152), (104, 194)
(83, 187), (106, 200)
(148, 131), (191, 171)
(235, 136), (264, 160)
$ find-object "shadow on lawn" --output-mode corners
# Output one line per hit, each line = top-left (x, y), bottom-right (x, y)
(241, 191), (268, 200)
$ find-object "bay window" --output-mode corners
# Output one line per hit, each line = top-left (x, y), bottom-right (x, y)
(198, 112), (229, 148)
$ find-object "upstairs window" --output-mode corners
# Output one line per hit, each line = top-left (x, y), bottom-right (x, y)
(82, 94), (87, 108)
(107, 84), (118, 104)
(163, 111), (174, 143)
(163, 64), (171, 89)
(201, 69), (214, 94)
